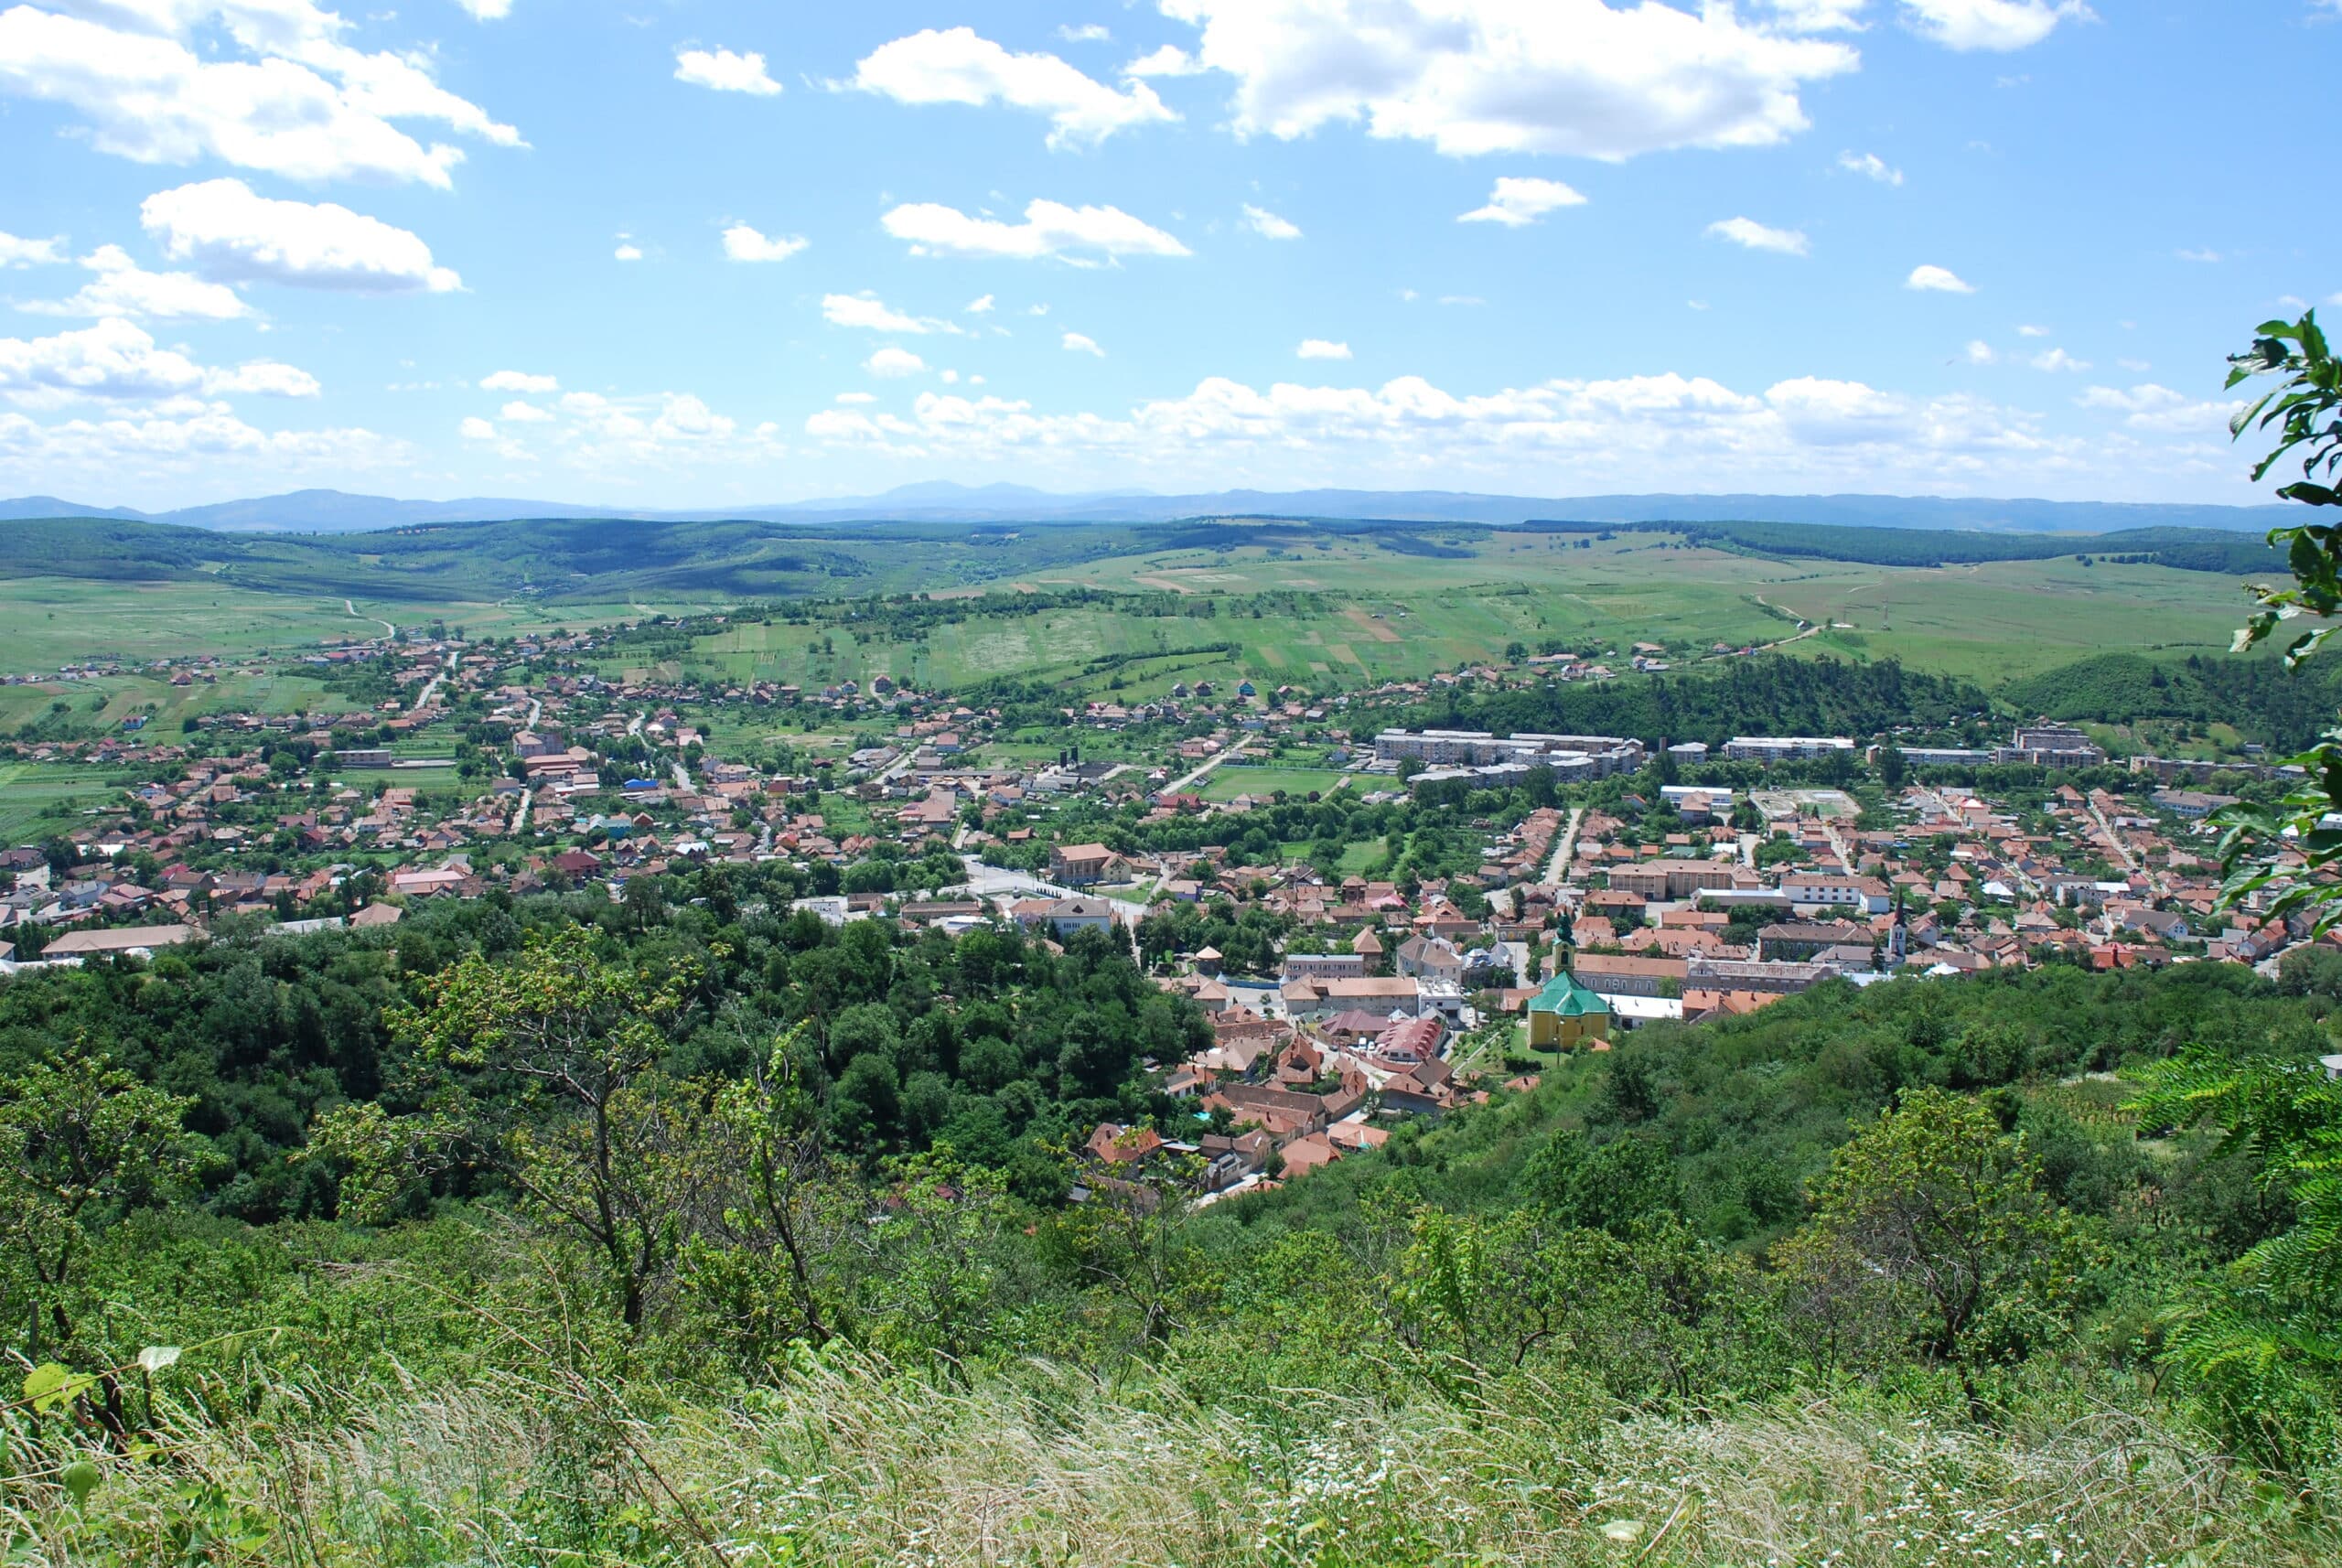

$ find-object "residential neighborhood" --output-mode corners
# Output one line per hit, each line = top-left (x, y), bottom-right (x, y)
(5, 623), (2315, 1201)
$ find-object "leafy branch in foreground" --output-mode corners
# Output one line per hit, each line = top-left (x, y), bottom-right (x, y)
(2215, 311), (2342, 935)
(2143, 311), (2342, 1478)
(2128, 1050), (2342, 1477)
(2231, 312), (2342, 663)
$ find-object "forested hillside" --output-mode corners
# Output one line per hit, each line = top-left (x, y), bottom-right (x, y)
(2004, 650), (2342, 751)
(1405, 655), (1993, 747)
(3, 892), (2337, 1563)
(1520, 518), (2286, 573)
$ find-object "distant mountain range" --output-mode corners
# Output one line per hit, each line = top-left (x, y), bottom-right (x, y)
(0, 483), (2290, 535)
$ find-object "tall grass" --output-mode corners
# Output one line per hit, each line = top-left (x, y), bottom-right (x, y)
(7, 1353), (2329, 1566)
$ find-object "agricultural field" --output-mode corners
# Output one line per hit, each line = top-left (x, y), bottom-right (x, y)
(0, 575), (733, 674)
(0, 668), (371, 738)
(0, 520), (2271, 703)
(1763, 555), (2258, 682)
(0, 578), (371, 669)
(0, 761), (127, 843)
(648, 530), (2259, 698)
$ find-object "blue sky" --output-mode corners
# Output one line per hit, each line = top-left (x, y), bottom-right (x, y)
(1, 0), (2337, 510)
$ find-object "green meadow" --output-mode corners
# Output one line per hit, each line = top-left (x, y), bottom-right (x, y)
(0, 760), (126, 843)
(0, 522), (2270, 706)
(642, 531), (2257, 697)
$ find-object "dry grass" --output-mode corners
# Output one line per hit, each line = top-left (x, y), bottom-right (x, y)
(6, 1356), (2330, 1566)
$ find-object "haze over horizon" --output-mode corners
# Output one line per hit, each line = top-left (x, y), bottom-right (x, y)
(5, 2), (2339, 510)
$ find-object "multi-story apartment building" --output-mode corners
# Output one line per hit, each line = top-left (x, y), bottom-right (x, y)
(1723, 736), (1855, 763)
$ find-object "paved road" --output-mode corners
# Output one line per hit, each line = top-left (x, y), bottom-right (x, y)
(1165, 742), (1248, 797)
(507, 786), (532, 837)
(671, 758), (693, 795)
(1747, 596), (1822, 654)
(1540, 805), (1585, 887)
(345, 599), (396, 639)
(2087, 793), (2141, 875)
(525, 697), (542, 729)
(1821, 815), (1858, 875)
(414, 651), (456, 711)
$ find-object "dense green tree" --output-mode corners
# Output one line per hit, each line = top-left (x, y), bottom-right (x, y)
(1778, 1089), (2090, 1389)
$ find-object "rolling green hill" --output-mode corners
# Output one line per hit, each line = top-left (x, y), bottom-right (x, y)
(0, 511), (2279, 692)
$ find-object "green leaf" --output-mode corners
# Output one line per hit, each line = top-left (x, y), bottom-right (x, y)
(21, 1363), (95, 1415)
(59, 1459), (100, 1506)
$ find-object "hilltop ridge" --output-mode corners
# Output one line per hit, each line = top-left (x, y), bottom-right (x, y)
(0, 484), (2291, 535)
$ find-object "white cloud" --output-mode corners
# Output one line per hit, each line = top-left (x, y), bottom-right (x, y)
(500, 399), (553, 422)
(2079, 381), (2235, 435)
(1062, 331), (1104, 356)
(20, 245), (252, 321)
(1962, 340), (1996, 364)
(140, 178), (460, 293)
(1242, 203), (1302, 240)
(833, 392), (876, 404)
(2016, 323), (2048, 337)
(614, 242), (643, 262)
(1769, 0), (1869, 28)
(649, 392), (731, 439)
(1907, 263), (1975, 293)
(1156, 0), (1856, 159)
(2028, 348), (2089, 372)
(0, 2), (519, 188)
(1058, 23), (1110, 43)
(481, 370), (557, 393)
(802, 366), (2076, 486)
(674, 47), (781, 95)
(1458, 176), (1586, 227)
(1297, 339), (1351, 360)
(1837, 150), (1903, 186)
(0, 405), (403, 491)
(458, 386), (776, 477)
(457, 0), (511, 17)
(2175, 247), (2221, 263)
(2117, 358), (2151, 372)
(721, 223), (809, 263)
(853, 27), (1174, 148)
(0, 231), (68, 268)
(459, 415), (497, 439)
(866, 347), (926, 378)
(790, 356), (2260, 499)
(0, 317), (200, 403)
(205, 359), (318, 397)
(1707, 217), (1810, 256)
(965, 294), (995, 314)
(1900, 1), (2091, 52)
(1123, 44), (1202, 76)
(881, 199), (1189, 262)
(822, 293), (959, 335)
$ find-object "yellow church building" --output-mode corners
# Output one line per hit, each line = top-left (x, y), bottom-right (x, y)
(1525, 970), (1612, 1051)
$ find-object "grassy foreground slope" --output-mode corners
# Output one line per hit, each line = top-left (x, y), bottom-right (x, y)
(6, 914), (2337, 1564)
